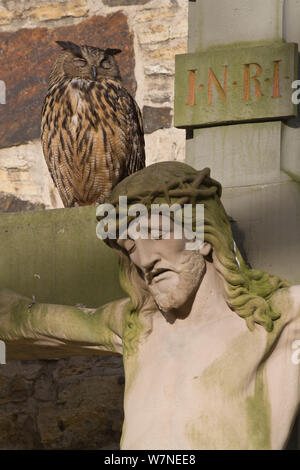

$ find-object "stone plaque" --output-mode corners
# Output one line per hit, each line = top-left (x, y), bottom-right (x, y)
(174, 43), (298, 128)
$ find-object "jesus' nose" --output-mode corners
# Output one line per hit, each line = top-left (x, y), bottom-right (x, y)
(134, 240), (161, 272)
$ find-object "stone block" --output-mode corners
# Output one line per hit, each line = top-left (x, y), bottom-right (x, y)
(0, 206), (124, 309)
(28, 1), (88, 21)
(0, 6), (20, 25)
(145, 127), (186, 166)
(188, 0), (284, 53)
(143, 105), (172, 133)
(175, 43), (298, 128)
(222, 178), (300, 284)
(283, 0), (300, 46)
(0, 141), (62, 209)
(186, 121), (285, 187)
(281, 124), (300, 177)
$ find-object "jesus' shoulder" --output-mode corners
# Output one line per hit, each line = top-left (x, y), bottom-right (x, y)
(265, 285), (300, 356)
(269, 285), (300, 327)
(0, 287), (130, 360)
(264, 285), (300, 386)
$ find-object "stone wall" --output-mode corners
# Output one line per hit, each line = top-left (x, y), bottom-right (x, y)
(0, 0), (188, 449)
(0, 0), (188, 210)
(0, 356), (124, 449)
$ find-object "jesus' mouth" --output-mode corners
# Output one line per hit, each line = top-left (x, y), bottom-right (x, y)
(147, 268), (173, 284)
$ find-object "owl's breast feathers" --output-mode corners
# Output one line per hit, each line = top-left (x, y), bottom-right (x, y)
(41, 78), (145, 207)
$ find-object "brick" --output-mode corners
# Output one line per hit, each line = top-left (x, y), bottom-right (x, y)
(143, 105), (172, 133)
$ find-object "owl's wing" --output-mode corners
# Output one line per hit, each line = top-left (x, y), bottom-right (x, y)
(41, 89), (71, 208)
(115, 85), (145, 174)
(41, 79), (145, 207)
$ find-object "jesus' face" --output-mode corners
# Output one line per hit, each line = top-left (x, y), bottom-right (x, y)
(116, 216), (211, 317)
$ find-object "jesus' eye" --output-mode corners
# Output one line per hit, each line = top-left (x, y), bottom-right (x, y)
(73, 58), (87, 67)
(100, 58), (111, 69)
(123, 239), (136, 255)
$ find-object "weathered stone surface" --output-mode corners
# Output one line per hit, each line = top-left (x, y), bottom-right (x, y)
(38, 374), (124, 449)
(28, 1), (88, 21)
(34, 373), (56, 401)
(103, 0), (150, 5)
(0, 411), (41, 449)
(0, 355), (124, 449)
(281, 124), (300, 177)
(9, 377), (32, 403)
(0, 376), (10, 403)
(186, 122), (284, 188)
(222, 179), (300, 285)
(143, 74), (176, 105)
(0, 1), (88, 25)
(175, 43), (298, 129)
(0, 6), (21, 25)
(188, 0), (284, 53)
(0, 141), (62, 209)
(0, 12), (136, 149)
(143, 105), (172, 133)
(0, 1), (88, 28)
(132, 0), (188, 159)
(0, 192), (45, 213)
(145, 127), (186, 166)
(0, 206), (124, 317)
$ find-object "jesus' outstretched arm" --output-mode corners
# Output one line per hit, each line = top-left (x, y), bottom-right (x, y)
(0, 287), (129, 360)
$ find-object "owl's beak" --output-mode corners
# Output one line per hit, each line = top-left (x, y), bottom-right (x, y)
(92, 66), (97, 80)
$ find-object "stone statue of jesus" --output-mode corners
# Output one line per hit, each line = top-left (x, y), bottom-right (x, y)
(0, 162), (299, 450)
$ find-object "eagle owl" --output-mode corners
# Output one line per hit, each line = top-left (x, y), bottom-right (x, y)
(41, 41), (145, 207)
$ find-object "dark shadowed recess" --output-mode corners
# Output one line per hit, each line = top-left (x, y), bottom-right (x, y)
(0, 192), (45, 213)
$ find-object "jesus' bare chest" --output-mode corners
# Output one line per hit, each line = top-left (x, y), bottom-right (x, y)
(120, 313), (300, 450)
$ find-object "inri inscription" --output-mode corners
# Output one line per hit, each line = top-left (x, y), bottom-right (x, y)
(174, 43), (298, 128)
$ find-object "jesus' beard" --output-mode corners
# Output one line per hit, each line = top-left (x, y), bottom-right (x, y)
(147, 250), (206, 316)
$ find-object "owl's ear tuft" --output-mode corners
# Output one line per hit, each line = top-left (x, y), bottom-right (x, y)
(105, 48), (122, 56)
(56, 41), (83, 58)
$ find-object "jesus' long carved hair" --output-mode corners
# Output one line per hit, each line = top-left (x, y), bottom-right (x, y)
(100, 162), (290, 355)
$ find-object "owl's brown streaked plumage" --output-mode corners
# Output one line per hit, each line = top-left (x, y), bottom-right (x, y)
(41, 41), (145, 207)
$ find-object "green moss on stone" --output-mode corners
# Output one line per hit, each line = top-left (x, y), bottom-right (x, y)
(246, 369), (271, 450)
(284, 170), (300, 192)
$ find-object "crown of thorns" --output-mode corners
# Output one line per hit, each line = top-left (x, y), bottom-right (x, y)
(96, 163), (222, 240)
(109, 165), (221, 206)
